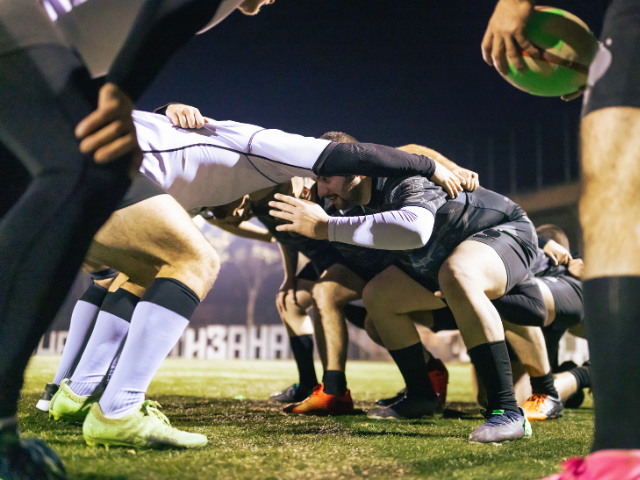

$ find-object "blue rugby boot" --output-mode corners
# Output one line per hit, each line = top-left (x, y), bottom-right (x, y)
(469, 407), (532, 443)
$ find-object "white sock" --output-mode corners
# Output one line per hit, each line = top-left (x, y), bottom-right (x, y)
(99, 278), (198, 418)
(52, 283), (107, 385)
(69, 289), (139, 396)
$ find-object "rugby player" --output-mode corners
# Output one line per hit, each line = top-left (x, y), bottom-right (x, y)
(40, 106), (466, 451)
(270, 172), (539, 443)
(483, 0), (640, 473)
(0, 0), (279, 476)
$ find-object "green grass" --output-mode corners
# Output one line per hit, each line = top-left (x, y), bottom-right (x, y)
(20, 357), (593, 479)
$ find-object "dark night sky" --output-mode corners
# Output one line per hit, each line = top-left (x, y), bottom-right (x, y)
(138, 0), (610, 195)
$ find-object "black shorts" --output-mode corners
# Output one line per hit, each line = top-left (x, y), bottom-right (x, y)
(467, 217), (538, 293)
(583, 0), (640, 116)
(117, 174), (166, 210)
(296, 262), (321, 282)
(539, 274), (584, 330)
(431, 307), (458, 333)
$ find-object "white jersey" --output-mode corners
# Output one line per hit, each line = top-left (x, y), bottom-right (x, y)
(134, 111), (331, 210)
(0, 0), (243, 76)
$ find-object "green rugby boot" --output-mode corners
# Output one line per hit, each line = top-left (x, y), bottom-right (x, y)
(83, 400), (208, 449)
(49, 379), (100, 423)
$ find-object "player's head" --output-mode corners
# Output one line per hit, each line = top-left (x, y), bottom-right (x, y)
(211, 195), (253, 226)
(238, 0), (275, 16)
(316, 175), (369, 210)
(320, 131), (359, 143)
(536, 224), (570, 250)
(316, 131), (366, 210)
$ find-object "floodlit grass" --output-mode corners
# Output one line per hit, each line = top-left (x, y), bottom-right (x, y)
(21, 357), (593, 479)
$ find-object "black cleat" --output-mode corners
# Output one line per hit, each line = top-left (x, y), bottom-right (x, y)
(375, 388), (406, 407)
(0, 423), (67, 480)
(368, 393), (440, 420)
(269, 383), (314, 403)
(36, 383), (59, 412)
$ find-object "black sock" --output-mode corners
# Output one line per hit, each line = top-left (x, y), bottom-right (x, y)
(530, 372), (559, 397)
(568, 365), (591, 390)
(388, 343), (437, 401)
(542, 327), (566, 372)
(585, 277), (640, 451)
(289, 335), (318, 390)
(468, 341), (519, 414)
(322, 370), (347, 396)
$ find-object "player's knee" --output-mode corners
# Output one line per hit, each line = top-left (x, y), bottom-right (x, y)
(438, 259), (474, 295)
(364, 317), (383, 346)
(311, 281), (341, 310)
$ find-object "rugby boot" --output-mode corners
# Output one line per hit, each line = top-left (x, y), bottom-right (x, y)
(283, 384), (354, 416)
(0, 421), (67, 480)
(469, 407), (532, 443)
(428, 357), (449, 408)
(269, 383), (314, 403)
(376, 358), (449, 407)
(36, 383), (59, 412)
(538, 450), (640, 480)
(83, 401), (207, 449)
(49, 379), (101, 423)
(375, 388), (406, 407)
(368, 393), (440, 420)
(521, 393), (564, 421)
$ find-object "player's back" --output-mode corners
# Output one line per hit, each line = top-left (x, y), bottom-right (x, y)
(134, 111), (330, 210)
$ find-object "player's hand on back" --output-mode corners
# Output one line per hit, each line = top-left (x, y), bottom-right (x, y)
(269, 194), (330, 240)
(165, 103), (208, 129)
(75, 83), (143, 178)
(431, 162), (464, 199)
(543, 239), (572, 266)
(453, 168), (480, 191)
(567, 258), (584, 279)
(482, 0), (538, 75)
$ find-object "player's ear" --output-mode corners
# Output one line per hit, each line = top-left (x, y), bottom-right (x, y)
(300, 186), (312, 201)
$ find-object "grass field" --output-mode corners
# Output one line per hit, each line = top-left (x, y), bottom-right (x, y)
(20, 357), (593, 479)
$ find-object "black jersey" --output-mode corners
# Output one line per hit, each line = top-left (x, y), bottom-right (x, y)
(253, 199), (344, 274)
(332, 176), (532, 288)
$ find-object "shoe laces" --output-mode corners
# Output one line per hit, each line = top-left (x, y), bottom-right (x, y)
(140, 400), (171, 427)
(526, 393), (548, 409)
(479, 409), (522, 426)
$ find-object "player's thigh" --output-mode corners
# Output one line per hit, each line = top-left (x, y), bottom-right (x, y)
(289, 278), (315, 311)
(439, 239), (508, 299)
(363, 265), (445, 314)
(581, 107), (640, 277)
(90, 194), (212, 269)
(313, 264), (365, 306)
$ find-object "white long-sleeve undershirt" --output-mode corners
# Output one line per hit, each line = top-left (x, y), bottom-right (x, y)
(327, 206), (435, 250)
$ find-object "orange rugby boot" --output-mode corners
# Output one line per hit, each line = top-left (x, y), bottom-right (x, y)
(283, 384), (354, 416)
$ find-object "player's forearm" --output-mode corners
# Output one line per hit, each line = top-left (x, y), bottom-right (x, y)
(107, 0), (223, 102)
(328, 206), (434, 250)
(313, 143), (437, 179)
(279, 244), (299, 280)
(397, 144), (460, 171)
(207, 219), (274, 243)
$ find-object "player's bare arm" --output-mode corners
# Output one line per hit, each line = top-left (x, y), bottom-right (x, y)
(482, 0), (538, 75)
(75, 83), (142, 176)
(398, 144), (479, 191)
(276, 243), (300, 313)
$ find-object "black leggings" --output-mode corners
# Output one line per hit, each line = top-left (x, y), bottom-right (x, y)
(0, 46), (131, 417)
